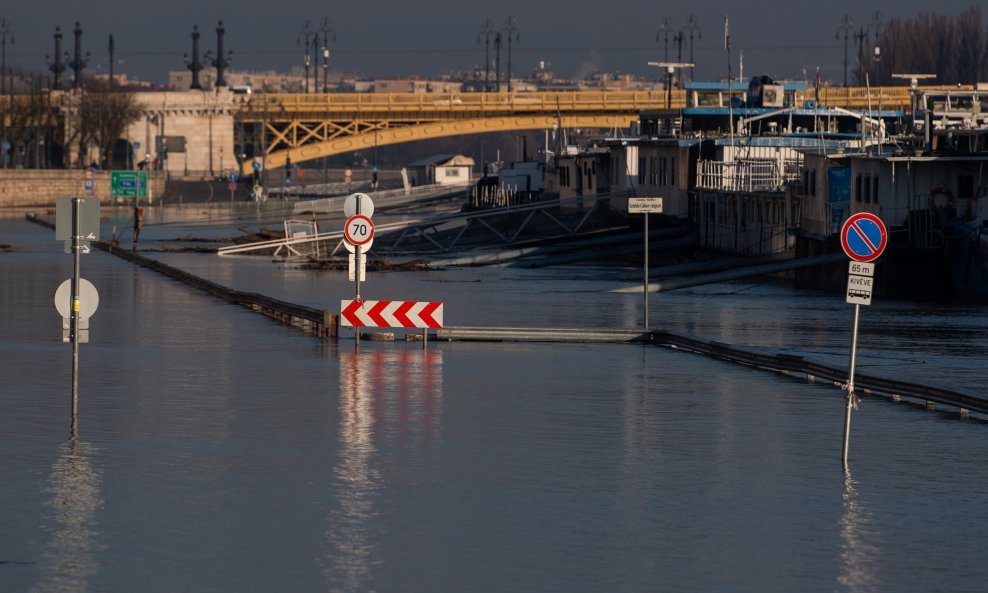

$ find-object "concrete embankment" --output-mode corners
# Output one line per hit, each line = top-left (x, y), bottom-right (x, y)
(0, 170), (168, 210)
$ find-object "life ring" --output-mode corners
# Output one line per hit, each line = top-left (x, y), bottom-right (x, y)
(928, 187), (954, 211)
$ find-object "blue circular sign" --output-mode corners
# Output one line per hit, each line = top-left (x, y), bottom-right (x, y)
(840, 213), (888, 262)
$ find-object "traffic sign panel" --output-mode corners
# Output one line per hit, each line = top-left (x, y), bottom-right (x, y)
(54, 278), (100, 319)
(55, 197), (101, 241)
(340, 300), (444, 328)
(343, 192), (374, 218)
(111, 171), (148, 198)
(344, 214), (375, 246)
(840, 213), (887, 262)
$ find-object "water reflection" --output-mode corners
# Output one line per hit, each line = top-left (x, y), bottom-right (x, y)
(325, 347), (443, 591)
(838, 471), (881, 592)
(31, 435), (104, 593)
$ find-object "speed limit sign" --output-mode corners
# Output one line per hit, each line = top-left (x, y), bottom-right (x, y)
(343, 214), (374, 247)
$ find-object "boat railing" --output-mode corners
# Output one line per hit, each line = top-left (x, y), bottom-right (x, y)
(696, 158), (803, 193)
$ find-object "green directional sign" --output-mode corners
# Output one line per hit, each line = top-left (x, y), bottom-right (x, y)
(111, 171), (148, 198)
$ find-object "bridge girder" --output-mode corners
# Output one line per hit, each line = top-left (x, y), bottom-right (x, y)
(240, 114), (637, 175)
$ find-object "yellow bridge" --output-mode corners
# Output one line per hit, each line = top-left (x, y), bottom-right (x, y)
(234, 85), (962, 175)
(236, 91), (665, 175)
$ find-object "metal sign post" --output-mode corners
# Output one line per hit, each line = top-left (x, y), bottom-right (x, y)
(342, 194), (375, 345)
(839, 214), (886, 471)
(55, 197), (101, 427)
(70, 198), (81, 418)
(628, 197), (663, 329)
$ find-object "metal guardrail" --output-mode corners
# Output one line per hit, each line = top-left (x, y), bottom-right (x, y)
(437, 326), (652, 343)
(652, 331), (988, 416)
(291, 181), (469, 214)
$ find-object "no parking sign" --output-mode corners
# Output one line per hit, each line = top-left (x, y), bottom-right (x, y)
(840, 213), (887, 262)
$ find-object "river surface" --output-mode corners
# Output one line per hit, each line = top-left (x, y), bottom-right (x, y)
(2, 214), (987, 593)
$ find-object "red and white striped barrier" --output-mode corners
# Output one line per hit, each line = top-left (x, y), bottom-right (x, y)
(340, 299), (443, 328)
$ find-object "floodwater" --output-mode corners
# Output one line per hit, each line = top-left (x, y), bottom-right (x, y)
(2, 214), (987, 593)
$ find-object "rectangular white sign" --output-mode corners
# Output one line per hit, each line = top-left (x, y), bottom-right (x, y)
(348, 253), (366, 282)
(628, 197), (664, 214)
(848, 261), (875, 277)
(846, 274), (873, 306)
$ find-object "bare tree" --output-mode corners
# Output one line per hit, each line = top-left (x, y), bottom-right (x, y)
(874, 7), (988, 85)
(75, 80), (140, 168)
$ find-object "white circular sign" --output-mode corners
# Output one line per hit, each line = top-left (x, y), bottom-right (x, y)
(343, 235), (373, 254)
(344, 214), (375, 246)
(54, 278), (99, 319)
(343, 193), (374, 218)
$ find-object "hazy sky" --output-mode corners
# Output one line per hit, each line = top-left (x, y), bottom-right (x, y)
(5, 1), (984, 85)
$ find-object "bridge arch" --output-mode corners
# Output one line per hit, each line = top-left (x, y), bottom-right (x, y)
(240, 114), (636, 175)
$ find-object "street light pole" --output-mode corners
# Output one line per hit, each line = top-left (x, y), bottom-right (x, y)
(870, 12), (883, 85)
(1, 18), (12, 162)
(655, 17), (672, 63)
(836, 15), (853, 88)
(297, 19), (314, 93)
(317, 17), (335, 94)
(502, 16), (519, 93)
(494, 31), (502, 92)
(684, 14), (701, 82)
(477, 18), (495, 92)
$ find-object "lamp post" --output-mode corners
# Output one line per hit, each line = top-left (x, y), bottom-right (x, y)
(836, 15), (853, 88)
(502, 16), (519, 93)
(869, 12), (883, 85)
(1, 18), (12, 100)
(854, 28), (867, 86)
(655, 17), (672, 63)
(184, 25), (204, 90)
(683, 14), (701, 82)
(68, 22), (89, 89)
(322, 47), (330, 93)
(494, 31), (502, 92)
(297, 19), (314, 93)
(108, 34), (115, 88)
(317, 17), (335, 93)
(1, 18), (11, 161)
(477, 18), (495, 92)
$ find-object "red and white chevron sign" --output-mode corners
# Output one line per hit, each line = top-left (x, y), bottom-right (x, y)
(340, 299), (444, 328)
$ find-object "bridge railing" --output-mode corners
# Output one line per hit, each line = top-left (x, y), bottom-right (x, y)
(240, 90), (678, 118)
(236, 86), (976, 120)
